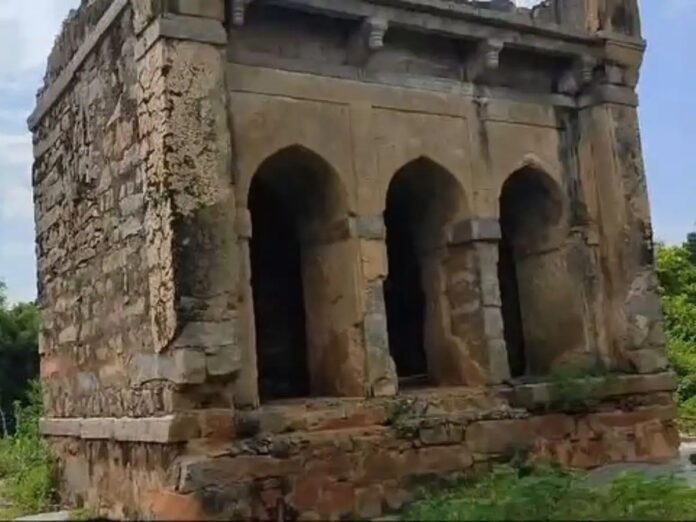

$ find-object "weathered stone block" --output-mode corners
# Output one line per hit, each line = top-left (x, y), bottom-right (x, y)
(449, 219), (502, 245)
(197, 409), (236, 440)
(466, 420), (533, 454)
(174, 321), (236, 350)
(40, 418), (82, 438)
(626, 349), (670, 374)
(80, 418), (114, 440)
(419, 422), (464, 445)
(169, 0), (225, 20)
(354, 215), (386, 240)
(174, 349), (207, 384)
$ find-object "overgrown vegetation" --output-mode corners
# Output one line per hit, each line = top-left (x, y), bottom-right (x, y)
(0, 281), (40, 435)
(0, 282), (55, 518)
(656, 235), (696, 434)
(402, 464), (696, 521)
(545, 364), (618, 412)
(0, 381), (57, 519)
(387, 397), (424, 438)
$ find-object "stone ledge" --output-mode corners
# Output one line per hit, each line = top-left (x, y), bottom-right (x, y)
(28, 0), (128, 131)
(509, 371), (677, 410)
(40, 410), (234, 444)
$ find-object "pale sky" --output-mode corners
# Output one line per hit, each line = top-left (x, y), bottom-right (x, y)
(0, 0), (694, 303)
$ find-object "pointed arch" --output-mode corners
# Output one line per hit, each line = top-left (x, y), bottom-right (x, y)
(383, 156), (468, 385)
(497, 164), (580, 377)
(248, 145), (363, 400)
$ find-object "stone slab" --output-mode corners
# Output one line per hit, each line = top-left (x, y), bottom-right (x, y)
(511, 372), (677, 409)
(41, 414), (204, 444)
(15, 511), (73, 522)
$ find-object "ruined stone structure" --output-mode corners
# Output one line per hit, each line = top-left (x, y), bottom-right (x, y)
(29, 0), (678, 519)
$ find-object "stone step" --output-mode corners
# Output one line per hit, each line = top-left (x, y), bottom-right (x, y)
(235, 387), (512, 436)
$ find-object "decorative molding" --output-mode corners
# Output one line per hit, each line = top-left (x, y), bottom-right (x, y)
(28, 0), (129, 131)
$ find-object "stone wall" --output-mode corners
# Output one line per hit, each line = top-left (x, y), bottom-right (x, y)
(32, 2), (157, 419)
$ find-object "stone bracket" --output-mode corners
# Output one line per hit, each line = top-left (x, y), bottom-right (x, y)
(557, 55), (599, 95)
(347, 17), (390, 66)
(467, 39), (505, 82)
(448, 218), (501, 246)
(230, 0), (255, 27)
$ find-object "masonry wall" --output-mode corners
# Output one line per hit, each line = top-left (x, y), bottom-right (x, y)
(32, 2), (158, 419)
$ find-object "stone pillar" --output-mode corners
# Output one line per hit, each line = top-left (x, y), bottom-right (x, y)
(445, 219), (511, 385)
(234, 208), (259, 407)
(132, 0), (241, 407)
(357, 215), (398, 397)
(301, 219), (368, 397)
(575, 26), (667, 373)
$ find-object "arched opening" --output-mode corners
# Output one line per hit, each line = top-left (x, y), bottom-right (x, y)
(384, 158), (464, 385)
(249, 146), (348, 401)
(498, 166), (565, 377)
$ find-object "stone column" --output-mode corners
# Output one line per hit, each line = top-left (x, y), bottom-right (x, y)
(445, 219), (511, 386)
(357, 215), (398, 397)
(132, 0), (241, 408)
(575, 32), (667, 374)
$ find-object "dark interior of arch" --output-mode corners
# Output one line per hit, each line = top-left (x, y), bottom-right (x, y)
(498, 167), (562, 378)
(384, 158), (460, 384)
(249, 147), (341, 401)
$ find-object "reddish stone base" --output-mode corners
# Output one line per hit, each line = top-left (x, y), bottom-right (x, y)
(49, 377), (680, 520)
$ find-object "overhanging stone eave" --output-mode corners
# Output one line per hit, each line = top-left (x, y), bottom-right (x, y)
(265, 0), (604, 55)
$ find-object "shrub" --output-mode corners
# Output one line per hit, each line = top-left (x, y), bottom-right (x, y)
(402, 465), (696, 521)
(0, 381), (56, 518)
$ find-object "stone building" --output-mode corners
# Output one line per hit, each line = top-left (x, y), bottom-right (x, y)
(29, 0), (678, 519)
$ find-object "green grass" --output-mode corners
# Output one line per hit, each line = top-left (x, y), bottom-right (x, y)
(0, 381), (57, 519)
(401, 464), (696, 521)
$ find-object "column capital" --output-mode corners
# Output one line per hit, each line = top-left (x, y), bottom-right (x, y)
(448, 218), (501, 246)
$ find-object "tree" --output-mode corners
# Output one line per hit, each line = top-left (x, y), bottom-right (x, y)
(687, 232), (696, 264)
(0, 282), (40, 435)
